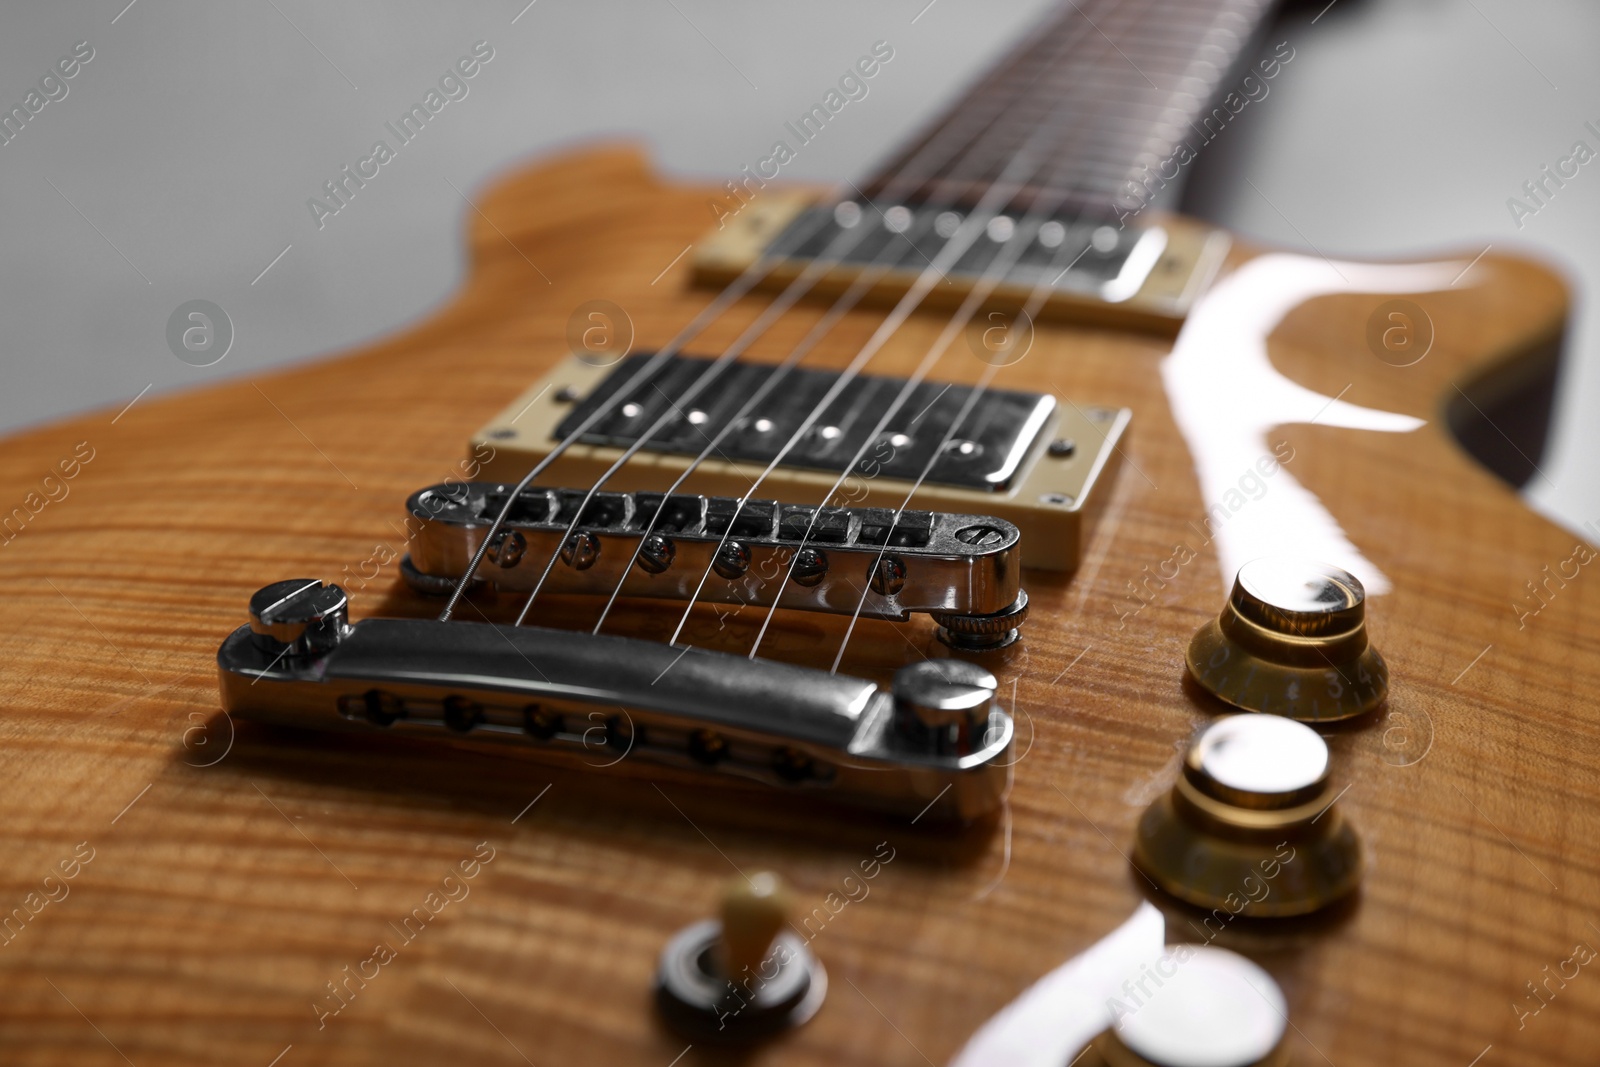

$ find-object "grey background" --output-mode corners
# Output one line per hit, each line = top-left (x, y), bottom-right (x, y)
(1, 0), (1596, 536)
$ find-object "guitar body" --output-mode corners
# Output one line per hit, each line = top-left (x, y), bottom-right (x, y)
(2, 145), (1596, 1066)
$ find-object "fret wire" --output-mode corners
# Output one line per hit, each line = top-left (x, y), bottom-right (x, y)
(880, 2), (1111, 200)
(867, 0), (1275, 210)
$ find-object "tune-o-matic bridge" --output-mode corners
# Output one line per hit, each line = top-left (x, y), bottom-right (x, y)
(218, 580), (1013, 821)
(401, 484), (1028, 648)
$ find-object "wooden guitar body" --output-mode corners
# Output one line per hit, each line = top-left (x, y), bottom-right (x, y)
(1, 145), (1595, 1066)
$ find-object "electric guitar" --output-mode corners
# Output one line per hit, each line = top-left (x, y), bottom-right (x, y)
(3, 1), (1595, 1064)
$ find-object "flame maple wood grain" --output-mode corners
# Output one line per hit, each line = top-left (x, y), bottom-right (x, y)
(0, 145), (1594, 1066)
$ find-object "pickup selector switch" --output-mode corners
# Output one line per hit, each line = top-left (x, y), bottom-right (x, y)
(1187, 558), (1387, 722)
(655, 871), (826, 1042)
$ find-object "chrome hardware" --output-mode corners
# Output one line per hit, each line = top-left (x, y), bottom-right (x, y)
(892, 660), (997, 757)
(933, 590), (1030, 651)
(219, 582), (1014, 821)
(247, 579), (348, 658)
(401, 484), (1025, 634)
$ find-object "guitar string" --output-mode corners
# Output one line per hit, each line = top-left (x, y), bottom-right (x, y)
(823, 0), (1217, 672)
(580, 9), (1115, 636)
(654, 0), (1150, 654)
(442, 0), (1175, 625)
(501, 8), (1107, 626)
(434, 223), (826, 621)
(823, 188), (1113, 673)
(742, 0), (1159, 662)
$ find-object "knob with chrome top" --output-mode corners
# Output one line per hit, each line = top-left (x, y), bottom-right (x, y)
(1133, 715), (1362, 918)
(1187, 557), (1387, 723)
(1085, 946), (1290, 1067)
(248, 580), (348, 658)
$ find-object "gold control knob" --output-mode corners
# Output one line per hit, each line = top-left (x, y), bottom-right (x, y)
(1187, 558), (1387, 723)
(1086, 946), (1290, 1067)
(1133, 715), (1362, 918)
(655, 871), (826, 1042)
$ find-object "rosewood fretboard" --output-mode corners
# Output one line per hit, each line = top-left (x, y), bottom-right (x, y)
(863, 0), (1279, 216)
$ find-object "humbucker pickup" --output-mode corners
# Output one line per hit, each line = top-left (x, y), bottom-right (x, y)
(690, 191), (1230, 333)
(218, 581), (1013, 822)
(472, 355), (1130, 572)
(400, 484), (1028, 647)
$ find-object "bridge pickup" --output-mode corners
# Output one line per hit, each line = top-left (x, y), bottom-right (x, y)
(472, 357), (1130, 572)
(555, 354), (1054, 492)
(218, 586), (1012, 822)
(400, 484), (1025, 640)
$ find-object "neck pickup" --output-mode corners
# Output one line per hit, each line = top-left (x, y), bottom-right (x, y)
(693, 192), (1229, 332)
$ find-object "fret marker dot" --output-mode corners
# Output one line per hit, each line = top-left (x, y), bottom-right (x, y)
(986, 216), (1015, 243)
(687, 410), (708, 425)
(1038, 221), (1066, 249)
(934, 211), (962, 239)
(833, 202), (862, 229)
(622, 402), (643, 418)
(753, 418), (775, 433)
(884, 205), (913, 233)
(1091, 225), (1118, 253)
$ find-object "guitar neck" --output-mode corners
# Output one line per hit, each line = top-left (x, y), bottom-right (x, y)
(862, 0), (1281, 216)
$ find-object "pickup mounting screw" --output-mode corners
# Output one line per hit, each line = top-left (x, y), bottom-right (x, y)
(1048, 438), (1076, 458)
(554, 385), (580, 403)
